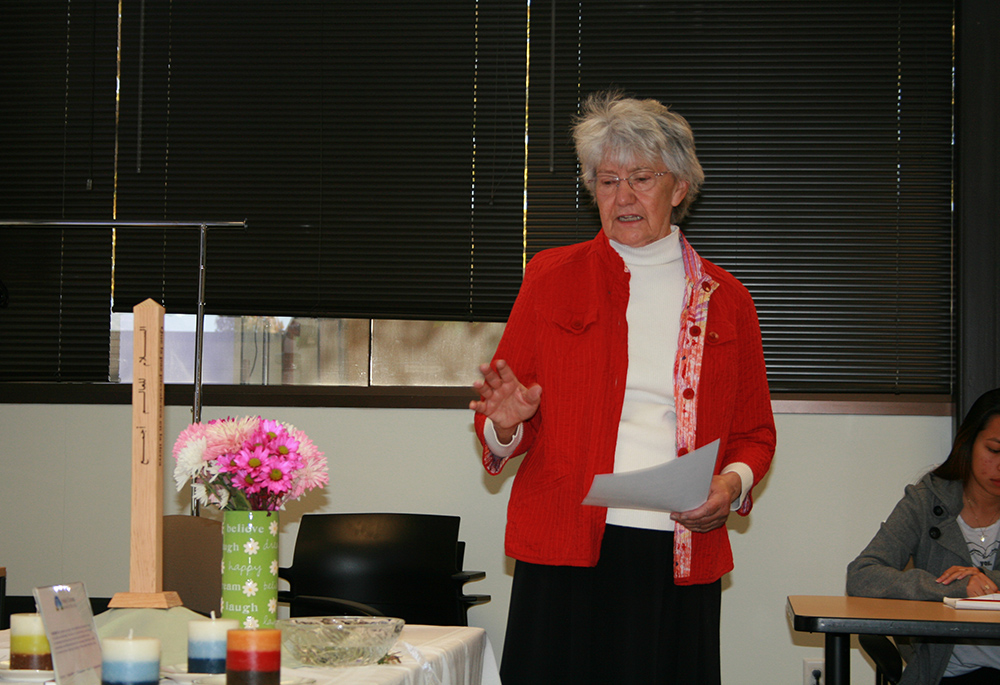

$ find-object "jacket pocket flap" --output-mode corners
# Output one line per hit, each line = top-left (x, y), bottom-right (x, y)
(706, 319), (735, 344)
(552, 307), (598, 334)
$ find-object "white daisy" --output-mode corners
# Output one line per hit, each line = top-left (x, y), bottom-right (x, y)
(191, 482), (211, 507)
(244, 538), (260, 555)
(243, 579), (259, 597)
(213, 483), (231, 510)
(174, 437), (208, 490)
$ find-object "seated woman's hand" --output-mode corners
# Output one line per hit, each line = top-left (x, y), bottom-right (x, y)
(937, 565), (998, 596)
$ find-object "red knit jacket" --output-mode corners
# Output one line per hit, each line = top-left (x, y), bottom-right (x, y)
(475, 230), (776, 585)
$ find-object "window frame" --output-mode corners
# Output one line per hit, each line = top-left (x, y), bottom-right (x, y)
(0, 381), (955, 417)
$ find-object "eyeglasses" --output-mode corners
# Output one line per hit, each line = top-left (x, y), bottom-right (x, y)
(594, 170), (669, 195)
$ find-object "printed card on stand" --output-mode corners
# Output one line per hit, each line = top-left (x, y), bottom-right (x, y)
(32, 583), (102, 685)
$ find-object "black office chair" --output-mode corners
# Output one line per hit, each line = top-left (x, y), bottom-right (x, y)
(287, 595), (384, 618)
(858, 634), (904, 685)
(278, 513), (489, 626)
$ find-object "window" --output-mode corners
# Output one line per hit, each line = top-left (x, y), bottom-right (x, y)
(525, 0), (954, 394)
(1, 1), (958, 399)
(111, 314), (503, 387)
(0, 1), (524, 388)
(110, 2), (526, 323)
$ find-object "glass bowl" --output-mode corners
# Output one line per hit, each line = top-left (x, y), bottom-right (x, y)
(276, 616), (405, 667)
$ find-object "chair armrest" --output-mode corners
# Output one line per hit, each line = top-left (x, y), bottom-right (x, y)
(459, 593), (491, 607)
(452, 570), (486, 583)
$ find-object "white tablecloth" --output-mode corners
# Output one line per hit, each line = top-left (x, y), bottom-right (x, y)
(0, 624), (501, 685)
(287, 625), (501, 685)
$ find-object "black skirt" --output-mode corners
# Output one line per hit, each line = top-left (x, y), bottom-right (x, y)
(499, 525), (722, 685)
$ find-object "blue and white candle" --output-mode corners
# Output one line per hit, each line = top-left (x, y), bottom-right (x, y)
(188, 614), (240, 674)
(101, 632), (160, 685)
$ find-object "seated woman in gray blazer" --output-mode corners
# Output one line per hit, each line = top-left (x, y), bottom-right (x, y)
(847, 388), (1000, 685)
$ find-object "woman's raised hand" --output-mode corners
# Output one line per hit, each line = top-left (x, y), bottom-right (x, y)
(470, 359), (542, 441)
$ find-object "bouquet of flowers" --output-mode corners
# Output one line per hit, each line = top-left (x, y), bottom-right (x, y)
(172, 416), (328, 511)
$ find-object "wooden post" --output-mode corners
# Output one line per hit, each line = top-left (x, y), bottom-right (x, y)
(109, 299), (182, 609)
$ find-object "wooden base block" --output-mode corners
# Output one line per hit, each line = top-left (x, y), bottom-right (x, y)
(108, 591), (183, 609)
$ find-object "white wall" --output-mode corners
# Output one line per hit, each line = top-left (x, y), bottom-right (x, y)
(0, 403), (952, 683)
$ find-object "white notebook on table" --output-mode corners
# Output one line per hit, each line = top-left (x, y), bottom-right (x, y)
(944, 593), (1000, 610)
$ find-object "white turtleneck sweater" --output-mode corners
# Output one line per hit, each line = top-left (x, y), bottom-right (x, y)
(604, 228), (685, 530)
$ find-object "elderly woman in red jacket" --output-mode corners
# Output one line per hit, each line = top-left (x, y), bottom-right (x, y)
(471, 91), (775, 685)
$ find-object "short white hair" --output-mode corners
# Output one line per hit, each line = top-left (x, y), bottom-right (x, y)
(573, 90), (704, 222)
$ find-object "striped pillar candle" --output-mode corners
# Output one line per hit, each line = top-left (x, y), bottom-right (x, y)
(188, 616), (240, 674)
(226, 629), (280, 685)
(100, 634), (160, 685)
(10, 614), (52, 671)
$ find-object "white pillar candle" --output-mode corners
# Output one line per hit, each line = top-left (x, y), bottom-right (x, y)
(100, 633), (160, 685)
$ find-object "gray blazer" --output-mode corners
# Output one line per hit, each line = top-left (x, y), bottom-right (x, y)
(846, 473), (1000, 685)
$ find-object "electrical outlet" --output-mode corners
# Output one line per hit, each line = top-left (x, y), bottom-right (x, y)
(803, 657), (824, 685)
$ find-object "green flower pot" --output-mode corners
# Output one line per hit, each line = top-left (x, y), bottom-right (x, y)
(222, 510), (279, 629)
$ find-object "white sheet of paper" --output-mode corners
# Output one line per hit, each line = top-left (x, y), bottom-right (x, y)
(581, 439), (720, 513)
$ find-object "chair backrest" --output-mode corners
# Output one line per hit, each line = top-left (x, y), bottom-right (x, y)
(282, 513), (464, 625)
(288, 595), (383, 618)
